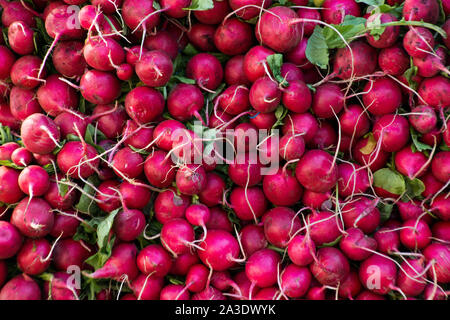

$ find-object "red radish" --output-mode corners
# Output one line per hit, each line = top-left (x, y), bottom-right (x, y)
(0, 102), (20, 130)
(432, 195), (450, 221)
(0, 221), (23, 259)
(111, 147), (143, 179)
(243, 46), (275, 82)
(135, 50), (173, 87)
(285, 37), (310, 68)
(214, 18), (253, 55)
(307, 210), (342, 246)
(339, 270), (362, 299)
(83, 37), (125, 71)
(92, 104), (128, 139)
(353, 135), (390, 171)
(374, 227), (400, 255)
(185, 264), (209, 293)
(423, 243), (450, 284)
(33, 153), (56, 167)
(176, 165), (207, 196)
(0, 166), (24, 204)
(0, 142), (19, 160)
(431, 151), (450, 183)
(154, 188), (190, 224)
(373, 114), (410, 152)
(11, 197), (54, 238)
(144, 150), (176, 188)
(185, 204), (210, 234)
(280, 63), (304, 82)
(80, 70), (121, 105)
(9, 87), (42, 121)
(245, 249), (281, 288)
(153, 120), (185, 151)
(249, 77), (281, 113)
(116, 63), (133, 80)
(337, 163), (370, 198)
(263, 207), (301, 248)
(308, 121), (337, 150)
(167, 84), (204, 121)
(198, 172), (225, 207)
(418, 76), (450, 110)
(17, 238), (51, 275)
(339, 105), (370, 138)
(366, 13), (399, 48)
(0, 274), (41, 300)
(228, 153), (262, 187)
(240, 224), (267, 257)
(18, 165), (49, 197)
(44, 272), (80, 300)
(322, 0), (361, 24)
(8, 21), (34, 55)
(279, 134), (305, 161)
(230, 186), (268, 221)
(118, 181), (151, 210)
(131, 273), (164, 300)
(225, 55), (250, 86)
(397, 258), (427, 297)
(403, 27), (435, 59)
(333, 41), (377, 80)
(21, 113), (60, 155)
(170, 251), (200, 276)
(186, 53), (223, 91)
(359, 254), (397, 295)
(49, 211), (80, 238)
(191, 286), (226, 300)
(342, 197), (380, 234)
(96, 180), (121, 213)
(229, 0), (273, 20)
(280, 264), (311, 298)
(363, 77), (402, 116)
(125, 86), (165, 125)
(198, 229), (240, 271)
(87, 243), (139, 281)
(56, 141), (99, 179)
(310, 247), (350, 286)
(282, 80), (311, 113)
(160, 284), (190, 300)
(421, 172), (444, 198)
(123, 121), (155, 151)
(296, 7), (320, 36)
(137, 244), (172, 277)
(409, 105), (437, 134)
(52, 239), (91, 271)
(0, 45), (15, 79)
(205, 207), (232, 232)
(263, 168), (303, 206)
(194, 0), (230, 25)
(52, 41), (87, 77)
(414, 47), (448, 78)
(339, 228), (377, 261)
(218, 85), (250, 115)
(161, 219), (195, 256)
(113, 208), (145, 242)
(378, 44), (409, 76)
(403, 0), (440, 24)
(288, 234), (316, 267)
(187, 24), (216, 52)
(302, 190), (331, 210)
(395, 146), (429, 179)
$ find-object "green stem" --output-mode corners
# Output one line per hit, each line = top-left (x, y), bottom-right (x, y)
(375, 21), (447, 38)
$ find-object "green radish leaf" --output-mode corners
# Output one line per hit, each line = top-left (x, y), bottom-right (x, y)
(373, 168), (406, 195)
(75, 175), (101, 215)
(323, 16), (367, 49)
(85, 235), (116, 270)
(185, 0), (214, 11)
(96, 209), (120, 249)
(0, 124), (14, 144)
(356, 0), (384, 5)
(172, 75), (196, 84)
(377, 202), (394, 223)
(182, 43), (199, 56)
(403, 63), (419, 90)
(404, 178), (425, 199)
(266, 54), (288, 86)
(359, 133), (377, 155)
(306, 26), (329, 69)
(0, 160), (24, 170)
(57, 179), (69, 197)
(375, 3), (404, 18)
(319, 235), (343, 248)
(168, 276), (185, 285)
(272, 106), (289, 129)
(410, 127), (433, 152)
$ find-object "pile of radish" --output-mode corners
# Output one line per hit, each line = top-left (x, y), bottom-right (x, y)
(0, 0), (449, 300)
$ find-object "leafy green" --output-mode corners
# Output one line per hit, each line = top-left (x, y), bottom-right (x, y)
(272, 106), (289, 129)
(75, 176), (101, 215)
(305, 26), (329, 69)
(266, 54), (287, 86)
(373, 168), (406, 195)
(85, 235), (116, 270)
(84, 124), (106, 154)
(404, 178), (425, 199)
(355, 0), (384, 5)
(185, 0), (214, 11)
(0, 160), (24, 170)
(319, 235), (343, 248)
(96, 209), (119, 249)
(410, 127), (433, 152)
(0, 124), (14, 144)
(172, 75), (196, 84)
(403, 63), (419, 90)
(377, 202), (393, 223)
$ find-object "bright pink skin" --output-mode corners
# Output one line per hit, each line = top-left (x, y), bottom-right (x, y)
(339, 228), (377, 261)
(374, 226), (400, 254)
(414, 47), (447, 78)
(339, 270), (362, 299)
(322, 0), (361, 24)
(353, 135), (390, 171)
(53, 111), (88, 138)
(339, 105), (370, 138)
(44, 178), (78, 210)
(1, 1), (37, 27)
(116, 63), (133, 80)
(158, 0), (190, 18)
(214, 18), (253, 55)
(9, 87), (42, 121)
(186, 53), (223, 91)
(144, 150), (176, 188)
(333, 41), (377, 80)
(366, 13), (399, 48)
(124, 86), (165, 124)
(185, 264), (209, 293)
(131, 273), (164, 300)
(310, 247), (350, 286)
(286, 39), (312, 69)
(52, 41), (87, 77)
(263, 169), (303, 206)
(122, 0), (160, 32)
(52, 239), (91, 271)
(113, 208), (145, 242)
(78, 4), (103, 29)
(194, 0), (230, 24)
(255, 6), (301, 53)
(8, 21), (34, 55)
(160, 284), (190, 300)
(137, 244), (172, 277)
(126, 46), (147, 67)
(11, 147), (32, 167)
(282, 113), (319, 144)
(281, 63), (304, 83)
(218, 85), (250, 115)
(10, 56), (46, 89)
(185, 204), (210, 227)
(443, 19), (450, 49)
(45, 4), (85, 39)
(423, 284), (448, 300)
(170, 251), (200, 276)
(38, 74), (79, 116)
(418, 76), (450, 110)
(83, 38), (124, 71)
(397, 258), (427, 297)
(167, 84), (204, 121)
(80, 69), (120, 105)
(403, 0), (440, 23)
(403, 27), (435, 59)
(224, 55), (250, 86)
(88, 243), (139, 281)
(56, 141), (99, 179)
(111, 147), (143, 179)
(421, 172), (444, 198)
(424, 243), (450, 283)
(409, 105), (437, 134)
(359, 254), (397, 295)
(282, 80), (311, 113)
(397, 200), (428, 222)
(154, 188), (190, 224)
(49, 212), (80, 238)
(96, 180), (121, 213)
(228, 154), (262, 187)
(11, 197), (54, 238)
(378, 44), (409, 76)
(144, 31), (178, 60)
(395, 146), (429, 179)
(230, 186), (268, 221)
(306, 286), (326, 300)
(307, 211), (342, 246)
(308, 122), (337, 150)
(187, 24), (216, 52)
(90, 0), (122, 14)
(229, 0), (272, 20)
(295, 149), (338, 193)
(243, 46), (275, 83)
(232, 272), (261, 300)
(245, 249), (281, 288)
(288, 235), (316, 267)
(431, 151), (450, 183)
(337, 163), (370, 198)
(135, 50), (173, 87)
(281, 264), (312, 298)
(118, 181), (151, 210)
(198, 229), (240, 271)
(356, 291), (385, 300)
(241, 224), (267, 257)
(152, 120), (185, 151)
(421, 129), (442, 149)
(373, 114), (410, 152)
(191, 286), (226, 300)
(342, 197), (380, 234)
(20, 113), (60, 154)
(33, 153), (56, 167)
(44, 272), (80, 300)
(233, 123), (257, 152)
(296, 8), (321, 36)
(0, 142), (19, 160)
(432, 195), (450, 221)
(263, 207), (301, 248)
(123, 121), (154, 151)
(18, 165), (50, 197)
(0, 221), (22, 259)
(17, 238), (51, 275)
(161, 219), (195, 256)
(176, 165), (207, 196)
(363, 77), (402, 116)
(0, 274), (41, 300)
(206, 207), (232, 232)
(198, 172), (225, 207)
(279, 134), (305, 161)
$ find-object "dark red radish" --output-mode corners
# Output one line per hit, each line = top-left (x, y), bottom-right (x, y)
(240, 224), (267, 257)
(280, 264), (311, 298)
(342, 197), (380, 234)
(373, 114), (410, 152)
(123, 121), (155, 151)
(185, 264), (209, 293)
(92, 104), (128, 139)
(214, 18), (253, 55)
(113, 208), (145, 242)
(310, 247), (350, 286)
(339, 228), (377, 261)
(20, 113), (60, 155)
(279, 134), (305, 161)
(363, 77), (402, 116)
(167, 84), (204, 122)
(288, 234), (316, 267)
(378, 45), (409, 76)
(418, 76), (450, 110)
(198, 172), (225, 207)
(263, 207), (301, 248)
(359, 254), (397, 295)
(263, 168), (303, 206)
(0, 221), (22, 259)
(187, 23), (216, 52)
(296, 7), (321, 36)
(431, 151), (450, 183)
(307, 210), (342, 246)
(337, 163), (371, 198)
(170, 251), (200, 276)
(403, 0), (440, 24)
(397, 258), (427, 297)
(80, 70), (121, 105)
(205, 207), (232, 232)
(144, 150), (176, 188)
(280, 63), (304, 82)
(131, 273), (164, 300)
(403, 27), (435, 59)
(333, 41), (377, 80)
(186, 53), (223, 91)
(118, 181), (151, 210)
(245, 249), (281, 288)
(339, 270), (362, 299)
(194, 0), (230, 25)
(229, 0), (273, 20)
(111, 147), (143, 179)
(53, 239), (91, 271)
(124, 86), (165, 125)
(137, 244), (172, 277)
(228, 153), (262, 187)
(225, 55), (250, 86)
(95, 180), (121, 213)
(366, 13), (399, 48)
(218, 85), (250, 115)
(339, 105), (370, 139)
(431, 195), (450, 221)
(0, 274), (41, 300)
(49, 211), (80, 238)
(17, 238), (51, 275)
(11, 197), (54, 238)
(56, 141), (99, 179)
(230, 186), (268, 221)
(9, 87), (42, 121)
(243, 45), (275, 83)
(135, 50), (173, 87)
(52, 41), (87, 77)
(423, 243), (450, 284)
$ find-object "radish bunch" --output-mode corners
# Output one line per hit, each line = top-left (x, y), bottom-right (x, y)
(0, 0), (449, 300)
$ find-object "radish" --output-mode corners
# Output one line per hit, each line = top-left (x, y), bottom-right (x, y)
(0, 221), (23, 259)
(187, 24), (216, 52)
(79, 70), (121, 105)
(0, 142), (19, 160)
(21, 113), (60, 155)
(218, 85), (250, 115)
(287, 234), (316, 267)
(296, 7), (320, 36)
(49, 211), (80, 238)
(262, 168), (303, 206)
(191, 286), (226, 300)
(161, 218), (195, 256)
(44, 272), (80, 300)
(373, 114), (410, 152)
(243, 46), (275, 82)
(342, 197), (380, 234)
(194, 0), (230, 25)
(395, 146), (429, 179)
(414, 47), (448, 78)
(432, 221), (450, 242)
(333, 41), (377, 80)
(137, 244), (173, 277)
(339, 105), (370, 138)
(356, 290), (385, 300)
(198, 229), (240, 271)
(160, 284), (190, 300)
(135, 50), (173, 87)
(11, 197), (54, 238)
(52, 41), (87, 77)
(0, 274), (41, 300)
(0, 102), (20, 129)
(123, 120), (155, 151)
(176, 165), (207, 196)
(205, 207), (232, 232)
(0, 1), (37, 28)
(185, 204), (210, 238)
(131, 273), (164, 300)
(240, 224), (267, 257)
(280, 264), (311, 298)
(279, 134), (305, 161)
(418, 76), (450, 110)
(245, 249), (281, 288)
(113, 207), (145, 242)
(214, 18), (253, 56)
(397, 258), (427, 297)
(310, 247), (350, 286)
(10, 55), (46, 89)
(228, 153), (262, 187)
(96, 180), (121, 212)
(307, 210), (342, 246)
(403, 0), (440, 24)
(280, 63), (304, 82)
(403, 27), (435, 59)
(378, 44), (409, 76)
(18, 165), (50, 197)
(111, 147), (143, 179)
(339, 270), (362, 299)
(92, 104), (127, 139)
(170, 251), (200, 276)
(56, 141), (99, 179)
(0, 166), (24, 204)
(366, 13), (399, 49)
(359, 254), (397, 295)
(83, 37), (125, 71)
(374, 226), (400, 255)
(17, 238), (51, 275)
(339, 228), (377, 261)
(119, 180), (151, 210)
(263, 207), (301, 248)
(185, 264), (209, 293)
(225, 55), (250, 86)
(229, 0), (273, 20)
(322, 0), (361, 24)
(337, 163), (370, 198)
(431, 151), (450, 183)
(52, 238), (91, 271)
(409, 105), (437, 134)
(312, 83), (344, 118)
(153, 120), (185, 151)
(8, 21), (34, 55)
(154, 188), (190, 224)
(167, 84), (204, 121)
(144, 150), (176, 188)
(186, 53), (223, 91)
(282, 113), (319, 143)
(198, 172), (225, 207)
(282, 80), (311, 114)
(432, 195), (450, 221)
(363, 77), (402, 116)
(308, 121), (337, 150)
(230, 186), (268, 221)
(9, 86), (42, 121)
(423, 243), (450, 284)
